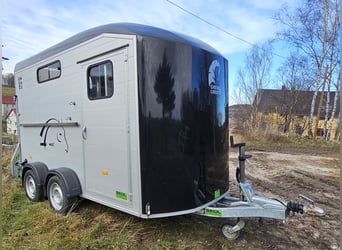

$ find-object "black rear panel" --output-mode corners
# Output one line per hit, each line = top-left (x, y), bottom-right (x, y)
(138, 37), (229, 214)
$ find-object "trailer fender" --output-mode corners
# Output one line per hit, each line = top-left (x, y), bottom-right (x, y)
(22, 162), (48, 188)
(46, 167), (82, 198)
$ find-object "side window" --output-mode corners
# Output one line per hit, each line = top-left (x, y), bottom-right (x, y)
(37, 61), (61, 83)
(87, 61), (114, 100)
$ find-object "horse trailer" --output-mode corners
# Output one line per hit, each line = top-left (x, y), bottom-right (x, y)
(11, 23), (324, 239)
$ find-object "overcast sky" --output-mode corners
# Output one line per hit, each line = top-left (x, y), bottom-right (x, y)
(2, 0), (298, 100)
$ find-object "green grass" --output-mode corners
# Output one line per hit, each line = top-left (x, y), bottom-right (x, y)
(1, 150), (232, 250)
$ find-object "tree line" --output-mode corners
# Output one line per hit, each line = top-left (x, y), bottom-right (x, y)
(2, 73), (15, 87)
(233, 0), (340, 141)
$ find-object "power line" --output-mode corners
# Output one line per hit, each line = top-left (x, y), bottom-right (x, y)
(166, 0), (286, 59)
(166, 0), (254, 46)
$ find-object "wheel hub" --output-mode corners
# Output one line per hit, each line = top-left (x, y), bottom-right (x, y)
(50, 183), (63, 210)
(26, 176), (36, 199)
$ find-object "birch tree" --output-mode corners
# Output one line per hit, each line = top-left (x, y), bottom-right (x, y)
(325, 74), (340, 140)
(322, 8), (340, 140)
(275, 0), (340, 139)
(236, 41), (273, 129)
(277, 53), (312, 133)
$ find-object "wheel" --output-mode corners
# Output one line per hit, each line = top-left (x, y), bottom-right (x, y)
(23, 170), (44, 202)
(221, 223), (240, 240)
(47, 176), (76, 215)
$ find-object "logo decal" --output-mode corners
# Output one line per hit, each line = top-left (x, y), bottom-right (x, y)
(208, 60), (220, 95)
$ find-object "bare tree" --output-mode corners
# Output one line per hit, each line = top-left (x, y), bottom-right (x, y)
(2, 73), (15, 87)
(277, 53), (312, 133)
(322, 9), (340, 140)
(325, 74), (340, 140)
(275, 0), (340, 139)
(235, 41), (273, 128)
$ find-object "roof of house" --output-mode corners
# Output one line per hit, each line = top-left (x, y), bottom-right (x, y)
(2, 96), (15, 105)
(5, 108), (16, 120)
(255, 89), (340, 118)
(229, 104), (252, 114)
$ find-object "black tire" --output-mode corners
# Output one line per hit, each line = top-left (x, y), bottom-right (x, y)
(23, 170), (44, 202)
(47, 176), (76, 215)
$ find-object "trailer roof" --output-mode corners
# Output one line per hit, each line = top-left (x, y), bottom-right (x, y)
(15, 23), (223, 72)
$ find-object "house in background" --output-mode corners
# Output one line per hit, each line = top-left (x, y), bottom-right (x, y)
(2, 95), (17, 136)
(6, 108), (17, 134)
(229, 104), (252, 133)
(254, 88), (340, 139)
(2, 95), (15, 120)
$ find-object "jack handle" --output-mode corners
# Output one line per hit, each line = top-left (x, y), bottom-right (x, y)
(230, 136), (252, 161)
(230, 136), (246, 148)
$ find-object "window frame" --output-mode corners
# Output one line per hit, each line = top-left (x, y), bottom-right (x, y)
(87, 60), (114, 101)
(37, 60), (61, 83)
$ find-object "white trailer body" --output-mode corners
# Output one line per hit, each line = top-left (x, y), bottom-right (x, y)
(15, 33), (142, 216)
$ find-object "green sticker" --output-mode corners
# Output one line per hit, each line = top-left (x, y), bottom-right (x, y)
(214, 189), (221, 199)
(116, 191), (128, 200)
(205, 208), (222, 217)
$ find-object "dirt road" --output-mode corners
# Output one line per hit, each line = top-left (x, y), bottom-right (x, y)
(227, 148), (340, 250)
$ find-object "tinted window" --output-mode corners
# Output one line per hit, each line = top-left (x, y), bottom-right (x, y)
(87, 61), (114, 100)
(37, 61), (61, 83)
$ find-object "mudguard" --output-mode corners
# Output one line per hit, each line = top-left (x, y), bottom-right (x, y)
(22, 162), (48, 187)
(46, 167), (82, 198)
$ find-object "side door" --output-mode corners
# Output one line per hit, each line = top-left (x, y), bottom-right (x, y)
(81, 45), (132, 206)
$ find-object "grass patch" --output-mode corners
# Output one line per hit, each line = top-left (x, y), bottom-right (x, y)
(2, 148), (232, 249)
(241, 132), (339, 150)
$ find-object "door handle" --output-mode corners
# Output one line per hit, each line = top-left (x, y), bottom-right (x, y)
(82, 126), (87, 140)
